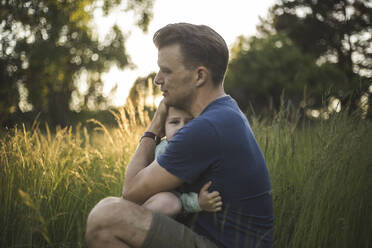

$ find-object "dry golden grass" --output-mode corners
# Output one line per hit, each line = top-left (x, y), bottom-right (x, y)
(0, 101), (371, 247)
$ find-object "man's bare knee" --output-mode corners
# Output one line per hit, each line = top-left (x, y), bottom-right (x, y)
(86, 197), (153, 247)
(86, 197), (120, 246)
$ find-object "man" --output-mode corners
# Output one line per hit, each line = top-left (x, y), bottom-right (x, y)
(85, 23), (274, 248)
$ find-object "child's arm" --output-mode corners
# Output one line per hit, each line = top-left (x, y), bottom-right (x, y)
(179, 181), (222, 213)
(179, 192), (201, 213)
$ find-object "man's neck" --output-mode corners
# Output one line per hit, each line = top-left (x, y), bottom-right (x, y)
(189, 85), (226, 117)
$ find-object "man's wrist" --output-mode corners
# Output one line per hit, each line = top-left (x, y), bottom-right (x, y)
(147, 120), (164, 138)
(146, 127), (162, 137)
(140, 131), (161, 145)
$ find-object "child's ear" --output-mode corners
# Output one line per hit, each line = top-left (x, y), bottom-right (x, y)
(195, 66), (209, 87)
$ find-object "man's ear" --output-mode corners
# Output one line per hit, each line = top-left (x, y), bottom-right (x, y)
(194, 66), (209, 87)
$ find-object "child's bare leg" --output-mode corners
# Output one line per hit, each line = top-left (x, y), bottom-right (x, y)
(142, 192), (182, 217)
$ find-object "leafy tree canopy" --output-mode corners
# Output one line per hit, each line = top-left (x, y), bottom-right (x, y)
(225, 0), (371, 116)
(0, 0), (154, 126)
(267, 0), (371, 89)
(225, 34), (349, 114)
(127, 72), (160, 110)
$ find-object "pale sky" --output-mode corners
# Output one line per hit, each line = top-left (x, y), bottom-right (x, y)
(93, 0), (276, 106)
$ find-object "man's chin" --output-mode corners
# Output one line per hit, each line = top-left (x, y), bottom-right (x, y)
(162, 97), (171, 106)
(163, 97), (173, 105)
(164, 99), (179, 108)
(163, 97), (189, 111)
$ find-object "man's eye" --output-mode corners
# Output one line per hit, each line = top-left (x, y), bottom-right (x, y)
(169, 120), (179, 124)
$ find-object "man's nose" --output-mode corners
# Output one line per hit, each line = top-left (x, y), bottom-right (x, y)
(154, 72), (163, 86)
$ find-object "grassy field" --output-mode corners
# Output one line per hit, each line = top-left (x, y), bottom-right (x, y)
(1, 102), (371, 247)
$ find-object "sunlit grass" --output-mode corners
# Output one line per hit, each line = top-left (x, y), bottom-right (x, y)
(253, 108), (372, 248)
(0, 100), (149, 247)
(1, 101), (371, 247)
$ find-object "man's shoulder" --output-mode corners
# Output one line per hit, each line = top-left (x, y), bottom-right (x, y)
(200, 97), (247, 126)
(171, 96), (245, 146)
(175, 116), (217, 142)
(203, 96), (242, 115)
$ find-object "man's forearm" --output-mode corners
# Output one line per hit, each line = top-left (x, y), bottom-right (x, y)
(122, 138), (156, 196)
(123, 99), (168, 199)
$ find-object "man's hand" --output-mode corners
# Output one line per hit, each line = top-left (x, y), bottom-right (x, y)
(198, 181), (223, 212)
(147, 99), (168, 138)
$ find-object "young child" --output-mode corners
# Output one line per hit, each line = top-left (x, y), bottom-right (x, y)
(142, 106), (223, 217)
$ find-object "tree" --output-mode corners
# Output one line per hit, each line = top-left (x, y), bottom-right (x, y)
(0, 0), (154, 126)
(225, 33), (349, 115)
(265, 0), (371, 111)
(127, 72), (160, 110)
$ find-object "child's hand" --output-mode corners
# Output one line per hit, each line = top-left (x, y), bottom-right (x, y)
(198, 181), (222, 212)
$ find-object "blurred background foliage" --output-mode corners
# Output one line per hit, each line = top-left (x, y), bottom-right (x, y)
(226, 0), (371, 117)
(226, 33), (349, 114)
(0, 0), (371, 128)
(127, 71), (158, 107)
(0, 0), (154, 127)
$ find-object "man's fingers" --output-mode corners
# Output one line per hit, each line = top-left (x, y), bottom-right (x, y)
(200, 181), (212, 193)
(158, 99), (169, 113)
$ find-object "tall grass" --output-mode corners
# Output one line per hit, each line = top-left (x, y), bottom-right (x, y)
(1, 102), (371, 247)
(253, 109), (372, 248)
(0, 100), (149, 247)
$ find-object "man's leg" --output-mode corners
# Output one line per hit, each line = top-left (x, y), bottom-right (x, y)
(85, 197), (152, 248)
(142, 192), (182, 217)
(86, 196), (218, 248)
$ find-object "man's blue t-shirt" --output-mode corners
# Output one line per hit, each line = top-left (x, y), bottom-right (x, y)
(157, 96), (274, 248)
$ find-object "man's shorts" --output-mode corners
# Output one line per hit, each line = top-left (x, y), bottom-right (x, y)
(142, 212), (219, 248)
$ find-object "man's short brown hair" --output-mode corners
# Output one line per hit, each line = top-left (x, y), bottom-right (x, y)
(153, 23), (229, 86)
